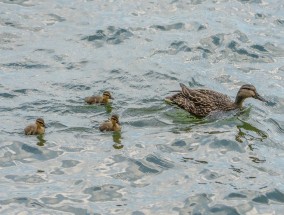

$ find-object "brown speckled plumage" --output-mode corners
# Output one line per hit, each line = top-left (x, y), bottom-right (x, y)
(166, 83), (266, 117)
(99, 114), (121, 132)
(85, 91), (113, 104)
(24, 118), (46, 135)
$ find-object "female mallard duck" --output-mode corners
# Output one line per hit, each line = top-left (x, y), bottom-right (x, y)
(24, 118), (46, 135)
(99, 114), (121, 132)
(85, 91), (113, 104)
(166, 83), (267, 117)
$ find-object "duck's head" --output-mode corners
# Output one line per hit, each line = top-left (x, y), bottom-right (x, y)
(110, 114), (120, 125)
(235, 84), (266, 106)
(102, 91), (113, 100)
(36, 118), (46, 128)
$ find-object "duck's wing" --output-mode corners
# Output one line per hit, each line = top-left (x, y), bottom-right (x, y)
(175, 83), (232, 116)
(99, 121), (112, 131)
(180, 83), (233, 104)
(24, 124), (36, 135)
(195, 89), (232, 102)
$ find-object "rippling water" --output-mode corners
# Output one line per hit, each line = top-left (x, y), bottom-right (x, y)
(0, 0), (284, 214)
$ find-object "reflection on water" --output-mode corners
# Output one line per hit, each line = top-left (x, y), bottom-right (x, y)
(236, 120), (268, 143)
(249, 156), (266, 163)
(112, 132), (123, 149)
(104, 103), (112, 113)
(36, 135), (46, 146)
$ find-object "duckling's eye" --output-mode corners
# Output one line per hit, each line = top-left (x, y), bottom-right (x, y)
(103, 93), (110, 97)
(111, 117), (118, 122)
(37, 121), (44, 126)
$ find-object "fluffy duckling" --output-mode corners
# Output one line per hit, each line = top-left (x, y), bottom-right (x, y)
(85, 91), (113, 104)
(99, 114), (121, 132)
(24, 118), (46, 135)
(166, 83), (267, 117)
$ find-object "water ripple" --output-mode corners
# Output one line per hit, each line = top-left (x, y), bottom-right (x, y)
(82, 26), (133, 47)
(0, 92), (16, 98)
(84, 184), (124, 202)
(151, 22), (185, 31)
(2, 62), (49, 69)
(0, 142), (63, 167)
(0, 0), (283, 214)
(0, 0), (30, 6)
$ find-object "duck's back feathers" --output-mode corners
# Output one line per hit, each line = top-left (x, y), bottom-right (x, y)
(99, 121), (113, 132)
(85, 96), (103, 104)
(24, 124), (45, 135)
(167, 83), (236, 117)
(99, 121), (121, 132)
(99, 115), (121, 132)
(24, 124), (36, 135)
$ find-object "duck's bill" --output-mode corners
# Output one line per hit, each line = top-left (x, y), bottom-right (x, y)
(254, 93), (267, 102)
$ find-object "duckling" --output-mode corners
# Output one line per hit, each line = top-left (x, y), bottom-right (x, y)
(166, 83), (267, 117)
(85, 91), (113, 104)
(24, 118), (46, 135)
(99, 114), (121, 132)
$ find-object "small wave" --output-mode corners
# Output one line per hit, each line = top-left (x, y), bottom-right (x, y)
(145, 154), (174, 169)
(195, 32), (276, 62)
(52, 83), (91, 91)
(61, 160), (81, 168)
(253, 189), (284, 204)
(211, 34), (224, 46)
(267, 118), (284, 134)
(174, 193), (244, 215)
(225, 193), (247, 199)
(2, 62), (49, 69)
(228, 41), (259, 59)
(0, 92), (16, 98)
(0, 0), (31, 6)
(237, 0), (262, 4)
(151, 22), (184, 31)
(5, 174), (46, 183)
(250, 44), (268, 52)
(144, 70), (178, 81)
(210, 139), (246, 153)
(275, 19), (284, 26)
(84, 184), (124, 202)
(82, 26), (133, 46)
(0, 142), (63, 167)
(65, 61), (88, 70)
(168, 41), (192, 54)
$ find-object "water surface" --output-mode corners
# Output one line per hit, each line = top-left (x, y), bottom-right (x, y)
(0, 0), (284, 214)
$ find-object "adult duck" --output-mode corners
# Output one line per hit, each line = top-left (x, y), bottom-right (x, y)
(166, 83), (267, 117)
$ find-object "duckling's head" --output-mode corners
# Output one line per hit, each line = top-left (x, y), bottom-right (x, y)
(102, 91), (113, 101)
(36, 118), (46, 128)
(110, 114), (120, 125)
(235, 84), (266, 106)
